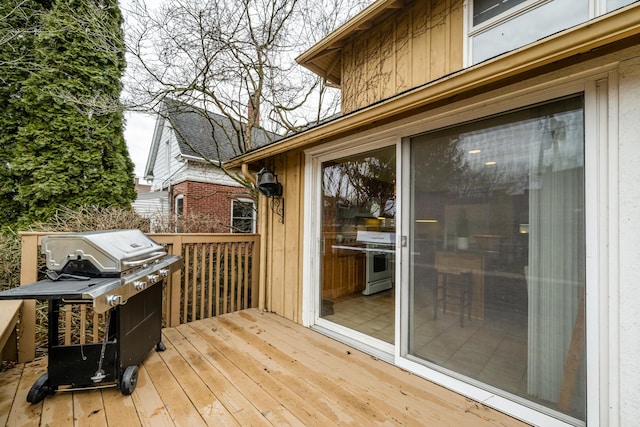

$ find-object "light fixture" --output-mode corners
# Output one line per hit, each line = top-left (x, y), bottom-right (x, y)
(257, 167), (283, 197)
(257, 167), (284, 223)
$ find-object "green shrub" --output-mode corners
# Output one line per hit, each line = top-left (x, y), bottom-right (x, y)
(0, 229), (21, 292)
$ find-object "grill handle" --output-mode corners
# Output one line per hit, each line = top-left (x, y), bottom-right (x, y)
(121, 251), (166, 267)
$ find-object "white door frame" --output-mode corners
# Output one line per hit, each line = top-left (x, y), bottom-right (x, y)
(302, 136), (401, 359)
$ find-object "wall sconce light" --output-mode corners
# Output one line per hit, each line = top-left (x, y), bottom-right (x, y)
(257, 167), (282, 197)
(257, 167), (284, 223)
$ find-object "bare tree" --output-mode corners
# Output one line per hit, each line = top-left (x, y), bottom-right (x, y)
(122, 0), (368, 181)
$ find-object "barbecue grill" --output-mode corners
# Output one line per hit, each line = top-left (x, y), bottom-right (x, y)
(0, 229), (182, 403)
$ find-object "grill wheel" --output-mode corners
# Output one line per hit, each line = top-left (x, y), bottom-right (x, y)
(120, 365), (138, 395)
(27, 374), (52, 403)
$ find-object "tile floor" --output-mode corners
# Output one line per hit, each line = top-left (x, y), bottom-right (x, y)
(323, 288), (395, 343)
(322, 286), (528, 396)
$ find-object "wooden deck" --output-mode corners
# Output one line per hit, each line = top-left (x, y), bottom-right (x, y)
(0, 309), (528, 426)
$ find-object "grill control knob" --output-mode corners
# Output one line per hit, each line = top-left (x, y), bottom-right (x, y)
(159, 268), (170, 278)
(147, 273), (159, 283)
(133, 280), (147, 291)
(107, 295), (122, 306)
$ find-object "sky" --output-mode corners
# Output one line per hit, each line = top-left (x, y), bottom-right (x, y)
(124, 111), (155, 178)
(121, 0), (161, 179)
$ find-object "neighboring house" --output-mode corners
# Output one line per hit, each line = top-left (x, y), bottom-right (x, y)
(143, 99), (277, 233)
(133, 177), (151, 194)
(131, 178), (169, 230)
(226, 1), (640, 426)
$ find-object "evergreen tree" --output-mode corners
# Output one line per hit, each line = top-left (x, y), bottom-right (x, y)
(0, 0), (47, 228)
(10, 0), (135, 228)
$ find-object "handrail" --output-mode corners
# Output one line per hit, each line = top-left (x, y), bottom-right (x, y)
(16, 232), (260, 362)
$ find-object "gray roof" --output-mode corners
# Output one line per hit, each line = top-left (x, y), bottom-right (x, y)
(163, 99), (279, 163)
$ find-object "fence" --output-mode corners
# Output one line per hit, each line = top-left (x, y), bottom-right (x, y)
(17, 232), (260, 362)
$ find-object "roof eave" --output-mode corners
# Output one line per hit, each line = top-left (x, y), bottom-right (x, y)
(296, 0), (402, 65)
(143, 115), (166, 179)
(226, 4), (640, 169)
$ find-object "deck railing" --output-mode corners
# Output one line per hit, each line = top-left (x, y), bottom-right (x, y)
(17, 232), (260, 362)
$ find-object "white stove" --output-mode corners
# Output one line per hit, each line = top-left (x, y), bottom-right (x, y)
(356, 231), (395, 295)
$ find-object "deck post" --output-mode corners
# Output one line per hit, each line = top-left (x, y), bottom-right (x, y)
(168, 234), (183, 327)
(19, 233), (39, 362)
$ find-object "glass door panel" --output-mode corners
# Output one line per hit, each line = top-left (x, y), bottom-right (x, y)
(407, 95), (586, 421)
(319, 146), (396, 344)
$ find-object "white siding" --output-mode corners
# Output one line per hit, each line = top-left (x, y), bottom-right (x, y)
(132, 190), (168, 215)
(148, 122), (244, 191)
(149, 122), (178, 191)
(617, 54), (640, 425)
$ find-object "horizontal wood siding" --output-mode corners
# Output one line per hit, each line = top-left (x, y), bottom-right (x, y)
(342, 0), (464, 113)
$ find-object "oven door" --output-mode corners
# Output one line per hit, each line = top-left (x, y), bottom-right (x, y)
(364, 246), (394, 295)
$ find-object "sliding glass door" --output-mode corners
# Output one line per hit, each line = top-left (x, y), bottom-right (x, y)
(406, 95), (586, 421)
(318, 145), (396, 345)
(309, 94), (587, 424)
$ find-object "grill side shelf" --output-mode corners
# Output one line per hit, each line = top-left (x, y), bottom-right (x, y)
(0, 278), (120, 301)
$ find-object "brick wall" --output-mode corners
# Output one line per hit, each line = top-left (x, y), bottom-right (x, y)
(171, 181), (252, 233)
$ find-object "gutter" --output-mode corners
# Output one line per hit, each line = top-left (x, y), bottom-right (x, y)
(178, 154), (222, 167)
(225, 3), (640, 169)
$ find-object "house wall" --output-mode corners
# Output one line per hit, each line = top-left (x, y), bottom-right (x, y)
(149, 126), (240, 192)
(341, 0), (463, 113)
(259, 150), (305, 322)
(149, 123), (181, 191)
(258, 40), (640, 425)
(146, 119), (253, 232)
(132, 190), (169, 217)
(617, 54), (640, 422)
(171, 181), (252, 233)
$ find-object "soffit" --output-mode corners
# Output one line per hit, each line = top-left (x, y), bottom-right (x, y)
(226, 3), (640, 169)
(295, 0), (404, 86)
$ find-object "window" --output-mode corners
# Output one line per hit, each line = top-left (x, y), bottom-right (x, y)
(231, 199), (256, 233)
(468, 0), (636, 64)
(472, 0), (528, 26)
(408, 95), (586, 422)
(175, 194), (184, 233)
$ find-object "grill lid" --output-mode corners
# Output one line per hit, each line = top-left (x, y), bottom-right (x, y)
(42, 229), (166, 276)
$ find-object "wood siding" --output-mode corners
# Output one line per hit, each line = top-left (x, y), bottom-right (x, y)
(341, 0), (463, 113)
(261, 151), (305, 322)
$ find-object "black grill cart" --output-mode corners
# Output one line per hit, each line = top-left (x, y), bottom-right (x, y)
(0, 230), (181, 402)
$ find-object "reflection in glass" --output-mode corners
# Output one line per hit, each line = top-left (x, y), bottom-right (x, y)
(607, 0), (635, 11)
(320, 146), (396, 344)
(232, 200), (255, 233)
(472, 0), (528, 26)
(409, 95), (586, 421)
(472, 0), (588, 63)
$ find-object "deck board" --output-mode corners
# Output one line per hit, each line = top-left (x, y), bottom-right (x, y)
(0, 309), (529, 426)
(161, 327), (272, 427)
(173, 324), (304, 426)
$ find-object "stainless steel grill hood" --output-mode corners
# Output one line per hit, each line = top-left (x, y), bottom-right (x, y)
(42, 229), (167, 277)
(0, 230), (182, 313)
